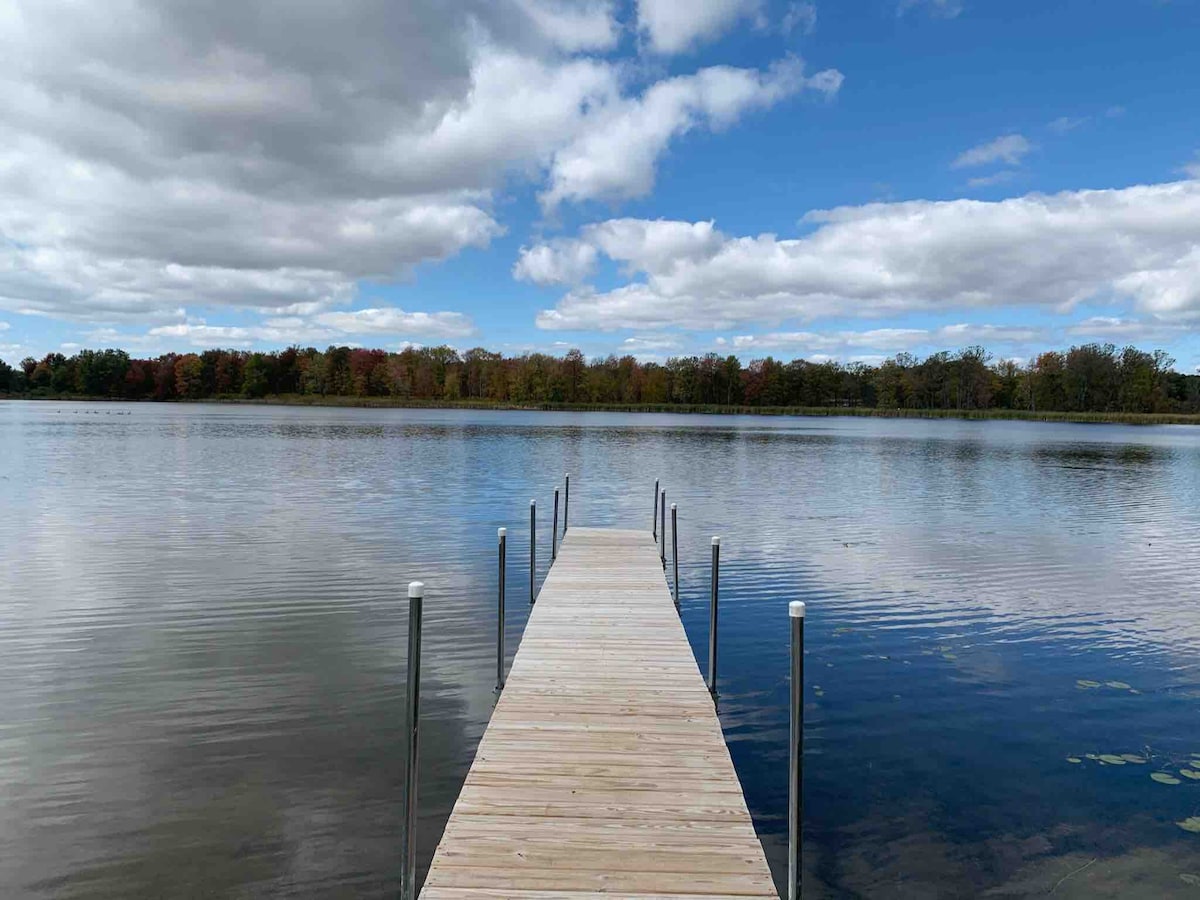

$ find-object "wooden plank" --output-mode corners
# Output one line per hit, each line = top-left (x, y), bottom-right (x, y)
(420, 527), (776, 899)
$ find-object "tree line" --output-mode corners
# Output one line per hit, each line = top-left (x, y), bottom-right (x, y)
(2, 342), (1198, 414)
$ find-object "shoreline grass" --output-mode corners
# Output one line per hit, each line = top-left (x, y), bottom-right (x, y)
(6, 392), (1200, 425)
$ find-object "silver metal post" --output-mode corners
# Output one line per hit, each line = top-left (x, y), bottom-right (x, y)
(652, 478), (659, 538)
(708, 537), (720, 696)
(400, 581), (424, 900)
(552, 489), (559, 561)
(671, 503), (679, 609)
(529, 500), (536, 605)
(660, 489), (667, 568)
(496, 530), (506, 691)
(564, 473), (570, 533)
(789, 600), (806, 900)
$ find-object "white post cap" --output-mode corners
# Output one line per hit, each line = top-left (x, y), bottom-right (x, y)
(712, 535), (721, 546)
(789, 600), (806, 618)
(530, 499), (536, 506)
(408, 581), (424, 599)
(670, 503), (677, 510)
(498, 527), (506, 539)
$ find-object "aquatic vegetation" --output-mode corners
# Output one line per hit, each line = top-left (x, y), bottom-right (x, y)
(1150, 772), (1181, 785)
(1066, 757), (1082, 764)
(1178, 818), (1200, 834)
(1120, 754), (1148, 764)
(1179, 769), (1200, 780)
(1076, 679), (1101, 689)
(1098, 754), (1127, 765)
(1105, 681), (1132, 689)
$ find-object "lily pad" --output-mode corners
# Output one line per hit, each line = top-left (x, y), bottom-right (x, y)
(1181, 872), (1200, 884)
(1180, 769), (1200, 780)
(1105, 681), (1132, 689)
(1066, 757), (1082, 764)
(1076, 679), (1102, 689)
(1098, 754), (1127, 765)
(1151, 772), (1182, 785)
(1084, 753), (1100, 760)
(1191, 760), (1200, 769)
(942, 653), (958, 660)
(1178, 817), (1200, 834)
(1119, 754), (1148, 764)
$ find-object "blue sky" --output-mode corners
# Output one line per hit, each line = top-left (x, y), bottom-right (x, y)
(1, 0), (1198, 368)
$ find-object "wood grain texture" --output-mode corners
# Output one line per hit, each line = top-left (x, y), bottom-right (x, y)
(420, 527), (776, 898)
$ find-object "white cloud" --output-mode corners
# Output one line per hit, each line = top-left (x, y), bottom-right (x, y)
(782, 2), (818, 35)
(0, 321), (9, 331)
(952, 134), (1032, 169)
(621, 335), (684, 352)
(0, 0), (823, 331)
(966, 171), (1017, 189)
(313, 308), (476, 339)
(1182, 152), (1200, 180)
(532, 180), (1200, 331)
(898, 0), (962, 18)
(727, 324), (1043, 355)
(637, 0), (763, 54)
(1065, 316), (1188, 344)
(513, 240), (599, 285)
(540, 58), (842, 209)
(514, 0), (620, 51)
(132, 305), (475, 350)
(1048, 116), (1088, 135)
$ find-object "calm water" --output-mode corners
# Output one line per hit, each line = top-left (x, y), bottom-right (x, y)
(2, 401), (1200, 898)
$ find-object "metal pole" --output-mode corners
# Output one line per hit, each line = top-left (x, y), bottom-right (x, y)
(564, 473), (570, 533)
(496, 530), (506, 691)
(671, 503), (679, 609)
(789, 600), (806, 900)
(529, 500), (536, 605)
(400, 581), (423, 900)
(708, 537), (719, 696)
(552, 489), (559, 561)
(660, 489), (667, 568)
(653, 478), (659, 538)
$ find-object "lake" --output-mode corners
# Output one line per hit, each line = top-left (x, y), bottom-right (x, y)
(2, 401), (1199, 897)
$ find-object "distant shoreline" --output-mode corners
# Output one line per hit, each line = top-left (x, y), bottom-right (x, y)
(5, 393), (1200, 425)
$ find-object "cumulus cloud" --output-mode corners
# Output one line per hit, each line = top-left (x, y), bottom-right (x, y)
(637, 0), (764, 54)
(513, 240), (599, 285)
(952, 134), (1032, 169)
(1182, 152), (1200, 180)
(540, 58), (841, 209)
(532, 180), (1200, 331)
(0, 0), (822, 332)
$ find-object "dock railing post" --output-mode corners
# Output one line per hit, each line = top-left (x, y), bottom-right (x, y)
(671, 504), (679, 609)
(564, 473), (569, 533)
(401, 581), (424, 900)
(529, 500), (536, 605)
(789, 600), (806, 900)
(653, 478), (659, 539)
(708, 537), (720, 697)
(552, 488), (559, 561)
(660, 489), (667, 568)
(496, 530), (506, 691)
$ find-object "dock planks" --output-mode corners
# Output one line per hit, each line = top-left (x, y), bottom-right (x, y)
(420, 527), (776, 898)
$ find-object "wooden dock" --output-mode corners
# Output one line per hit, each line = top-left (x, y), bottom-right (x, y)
(420, 527), (777, 898)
